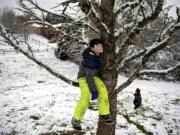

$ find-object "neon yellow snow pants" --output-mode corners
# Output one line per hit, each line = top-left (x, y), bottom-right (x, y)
(73, 76), (110, 120)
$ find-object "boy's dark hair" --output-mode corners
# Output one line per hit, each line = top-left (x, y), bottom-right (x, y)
(89, 39), (103, 48)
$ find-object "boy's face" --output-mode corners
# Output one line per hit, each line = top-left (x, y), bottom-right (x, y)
(91, 43), (103, 55)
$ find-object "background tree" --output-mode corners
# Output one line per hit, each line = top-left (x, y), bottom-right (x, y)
(0, 0), (180, 135)
(0, 7), (16, 30)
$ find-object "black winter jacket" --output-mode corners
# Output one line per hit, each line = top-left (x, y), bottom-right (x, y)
(82, 48), (100, 69)
(133, 93), (142, 109)
(77, 48), (101, 93)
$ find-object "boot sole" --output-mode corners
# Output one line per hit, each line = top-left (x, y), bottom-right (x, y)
(99, 119), (114, 125)
(72, 124), (82, 131)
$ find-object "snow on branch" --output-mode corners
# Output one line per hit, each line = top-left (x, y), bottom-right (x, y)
(16, 1), (41, 21)
(0, 26), (79, 87)
(115, 35), (176, 94)
(139, 63), (180, 76)
(118, 49), (146, 71)
(18, 0), (74, 21)
(139, 20), (180, 64)
(165, 46), (180, 56)
(24, 20), (81, 41)
(16, 0), (76, 31)
(90, 2), (111, 33)
(114, 22), (135, 37)
(117, 12), (180, 71)
(51, 0), (78, 10)
(115, 0), (164, 65)
(115, 63), (143, 94)
(114, 0), (143, 17)
(115, 16), (180, 94)
(24, 21), (61, 32)
(84, 22), (100, 34)
(175, 23), (180, 28)
(118, 21), (176, 71)
(79, 0), (109, 34)
(142, 37), (170, 63)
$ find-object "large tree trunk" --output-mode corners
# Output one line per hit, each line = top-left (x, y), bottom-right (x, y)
(96, 91), (117, 135)
(96, 34), (118, 135)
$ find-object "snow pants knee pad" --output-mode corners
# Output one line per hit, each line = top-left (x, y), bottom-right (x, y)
(73, 77), (110, 120)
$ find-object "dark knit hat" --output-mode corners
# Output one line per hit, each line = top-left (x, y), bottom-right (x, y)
(136, 88), (141, 93)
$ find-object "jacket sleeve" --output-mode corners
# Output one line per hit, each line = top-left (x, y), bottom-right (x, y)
(84, 67), (98, 93)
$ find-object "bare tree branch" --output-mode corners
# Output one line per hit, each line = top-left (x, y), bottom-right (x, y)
(22, 0), (74, 21)
(115, 38), (170, 94)
(115, 63), (143, 94)
(99, 0), (115, 33)
(145, 0), (154, 14)
(177, 7), (180, 22)
(17, 0), (101, 44)
(115, 17), (180, 94)
(141, 21), (180, 64)
(51, 0), (78, 10)
(139, 63), (180, 76)
(115, 0), (164, 65)
(114, 0), (143, 17)
(24, 21), (61, 31)
(117, 8), (179, 72)
(118, 49), (146, 71)
(166, 48), (180, 56)
(0, 25), (79, 87)
(79, 0), (105, 32)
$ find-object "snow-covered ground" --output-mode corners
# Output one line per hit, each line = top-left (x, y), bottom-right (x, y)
(0, 35), (180, 135)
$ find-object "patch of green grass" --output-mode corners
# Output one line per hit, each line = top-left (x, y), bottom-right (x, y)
(3, 104), (8, 107)
(35, 122), (43, 126)
(40, 130), (85, 135)
(39, 132), (58, 135)
(19, 107), (28, 111)
(88, 102), (98, 111)
(117, 100), (164, 134)
(171, 99), (180, 105)
(125, 106), (163, 122)
(29, 115), (40, 120)
(122, 114), (153, 135)
(11, 130), (17, 135)
(173, 119), (177, 123)
(37, 80), (45, 83)
(118, 125), (128, 129)
(163, 106), (169, 111)
(60, 123), (67, 127)
(7, 120), (11, 122)
(168, 129), (173, 134)
(150, 115), (162, 121)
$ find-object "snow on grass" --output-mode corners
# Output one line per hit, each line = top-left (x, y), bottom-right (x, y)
(116, 75), (180, 135)
(0, 34), (180, 135)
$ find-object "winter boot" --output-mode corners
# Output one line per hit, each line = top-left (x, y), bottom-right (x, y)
(71, 117), (82, 131)
(99, 115), (113, 125)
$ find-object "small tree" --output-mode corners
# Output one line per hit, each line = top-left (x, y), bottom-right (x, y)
(0, 0), (180, 135)
(1, 7), (16, 30)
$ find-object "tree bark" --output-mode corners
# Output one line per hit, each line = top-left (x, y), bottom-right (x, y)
(96, 93), (117, 135)
(96, 33), (118, 135)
